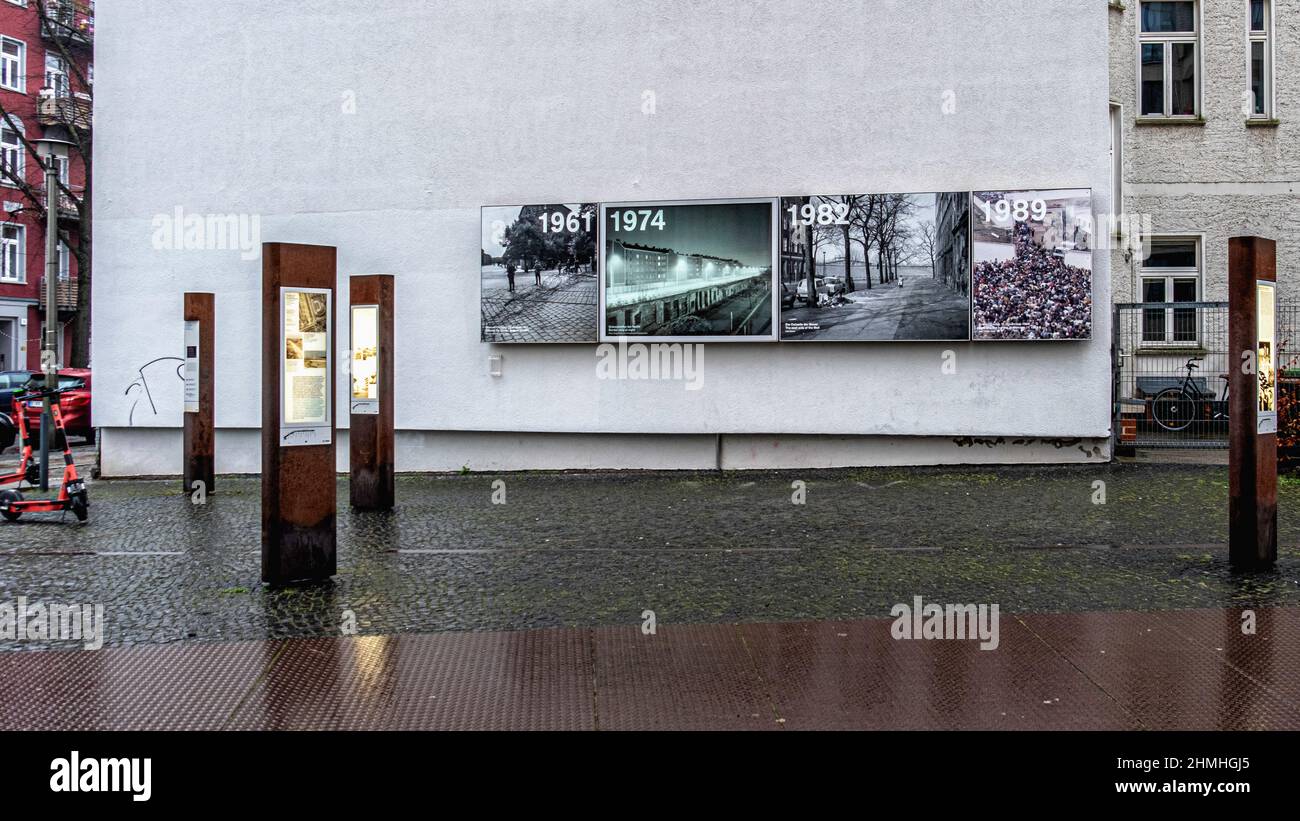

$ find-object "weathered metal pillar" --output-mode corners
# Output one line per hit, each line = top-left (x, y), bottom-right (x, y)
(182, 292), (215, 496)
(348, 274), (394, 511)
(1228, 236), (1277, 569)
(262, 243), (337, 585)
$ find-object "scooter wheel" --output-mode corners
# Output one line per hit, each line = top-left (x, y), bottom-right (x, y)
(0, 489), (23, 521)
(24, 462), (38, 486)
(71, 492), (88, 523)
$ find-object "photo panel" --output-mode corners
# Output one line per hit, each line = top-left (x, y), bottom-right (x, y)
(600, 198), (777, 342)
(778, 193), (971, 341)
(480, 203), (599, 343)
(971, 188), (1093, 341)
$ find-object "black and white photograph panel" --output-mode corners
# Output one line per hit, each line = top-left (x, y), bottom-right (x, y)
(601, 199), (777, 342)
(778, 193), (970, 341)
(480, 203), (599, 343)
(971, 188), (1093, 341)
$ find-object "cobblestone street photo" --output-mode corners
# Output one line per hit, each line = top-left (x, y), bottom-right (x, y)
(480, 203), (599, 342)
(480, 269), (597, 343)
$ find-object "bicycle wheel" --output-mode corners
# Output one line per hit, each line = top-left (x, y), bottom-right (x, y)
(1151, 387), (1196, 432)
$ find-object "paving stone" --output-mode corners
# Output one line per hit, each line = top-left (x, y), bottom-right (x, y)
(0, 463), (1297, 649)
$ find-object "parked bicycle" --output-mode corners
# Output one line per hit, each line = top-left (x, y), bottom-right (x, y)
(1150, 358), (1228, 432)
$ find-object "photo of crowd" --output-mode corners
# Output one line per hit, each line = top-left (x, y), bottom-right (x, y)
(971, 189), (1093, 341)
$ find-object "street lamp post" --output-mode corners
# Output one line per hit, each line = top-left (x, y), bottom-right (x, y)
(34, 136), (73, 492)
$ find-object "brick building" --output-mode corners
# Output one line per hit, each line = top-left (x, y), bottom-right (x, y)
(0, 0), (91, 372)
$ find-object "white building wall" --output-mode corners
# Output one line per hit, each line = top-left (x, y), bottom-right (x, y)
(93, 1), (1113, 476)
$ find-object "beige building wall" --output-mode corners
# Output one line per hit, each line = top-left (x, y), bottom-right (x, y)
(1109, 0), (1300, 303)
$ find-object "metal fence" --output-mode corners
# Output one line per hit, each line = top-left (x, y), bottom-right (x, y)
(1113, 302), (1300, 450)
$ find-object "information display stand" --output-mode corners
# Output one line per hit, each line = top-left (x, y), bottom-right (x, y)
(1228, 236), (1278, 570)
(349, 274), (394, 510)
(182, 292), (215, 496)
(261, 243), (337, 584)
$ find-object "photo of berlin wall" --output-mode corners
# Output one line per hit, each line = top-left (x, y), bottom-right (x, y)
(481, 203), (599, 343)
(602, 199), (775, 341)
(778, 192), (970, 341)
(971, 189), (1093, 341)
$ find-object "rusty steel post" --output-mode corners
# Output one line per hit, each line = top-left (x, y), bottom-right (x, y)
(1228, 236), (1277, 569)
(182, 292), (215, 497)
(348, 274), (395, 510)
(262, 243), (338, 585)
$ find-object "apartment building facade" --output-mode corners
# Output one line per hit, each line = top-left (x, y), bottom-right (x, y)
(1109, 0), (1297, 305)
(0, 0), (91, 372)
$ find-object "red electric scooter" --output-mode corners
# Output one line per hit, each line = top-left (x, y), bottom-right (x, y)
(0, 390), (43, 488)
(0, 384), (88, 522)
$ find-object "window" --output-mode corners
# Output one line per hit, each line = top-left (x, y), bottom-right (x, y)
(1, 224), (24, 282)
(1141, 237), (1200, 345)
(1138, 2), (1199, 118)
(44, 53), (68, 98)
(52, 154), (67, 185)
(0, 125), (22, 187)
(1248, 0), (1271, 118)
(58, 240), (69, 280)
(0, 38), (24, 93)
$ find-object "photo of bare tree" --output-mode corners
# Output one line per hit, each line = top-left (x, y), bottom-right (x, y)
(778, 192), (970, 341)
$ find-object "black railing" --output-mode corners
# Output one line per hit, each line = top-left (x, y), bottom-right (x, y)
(1114, 301), (1300, 450)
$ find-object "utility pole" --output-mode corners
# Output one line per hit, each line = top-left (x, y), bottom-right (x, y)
(34, 137), (72, 492)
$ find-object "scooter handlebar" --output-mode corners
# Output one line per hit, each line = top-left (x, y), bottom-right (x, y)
(14, 385), (72, 403)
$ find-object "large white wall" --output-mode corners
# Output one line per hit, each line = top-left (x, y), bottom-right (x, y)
(94, 0), (1113, 474)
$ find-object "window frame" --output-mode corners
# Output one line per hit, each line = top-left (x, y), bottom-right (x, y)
(0, 121), (23, 189)
(0, 36), (25, 94)
(0, 223), (24, 283)
(1139, 234), (1202, 348)
(43, 51), (68, 98)
(1247, 0), (1274, 119)
(1136, 1), (1202, 119)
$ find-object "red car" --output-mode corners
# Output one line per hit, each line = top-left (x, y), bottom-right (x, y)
(20, 369), (93, 444)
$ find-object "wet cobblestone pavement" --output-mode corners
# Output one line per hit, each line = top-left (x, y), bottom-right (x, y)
(1, 463), (1299, 650)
